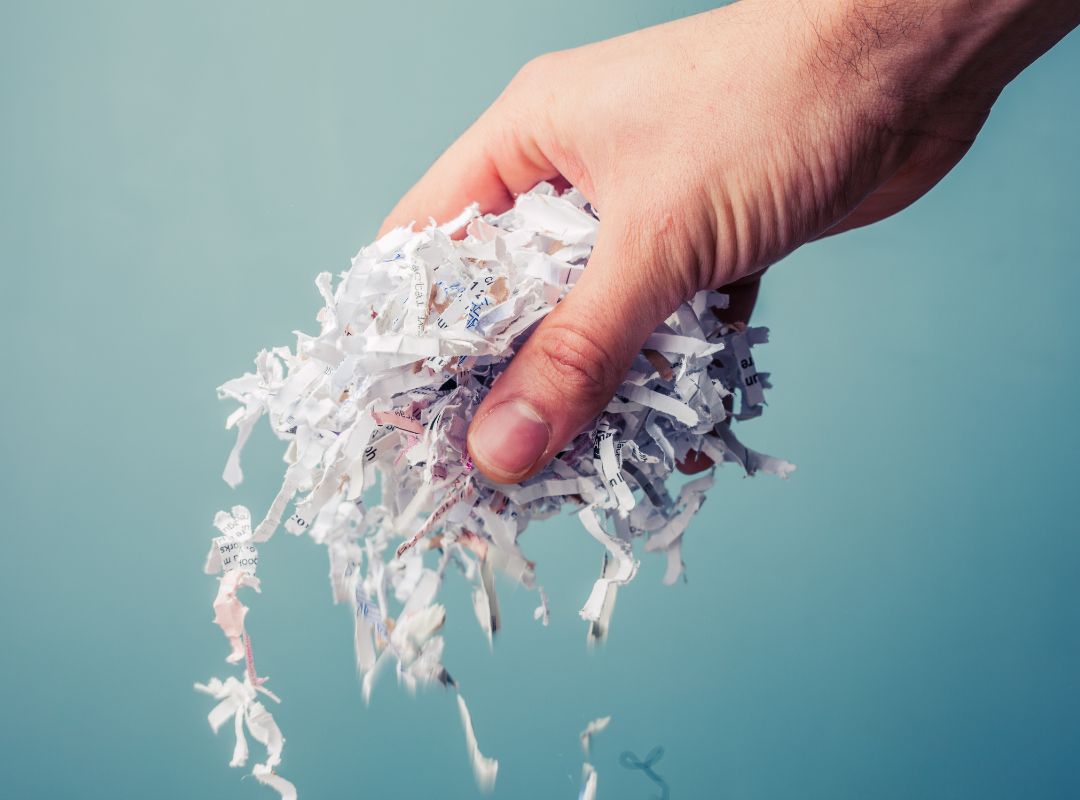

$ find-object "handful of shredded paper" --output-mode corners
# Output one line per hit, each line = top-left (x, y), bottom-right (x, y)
(197, 184), (793, 798)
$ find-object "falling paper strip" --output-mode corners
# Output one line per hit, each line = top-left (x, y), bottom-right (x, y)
(580, 715), (612, 758)
(457, 694), (499, 791)
(579, 715), (611, 800)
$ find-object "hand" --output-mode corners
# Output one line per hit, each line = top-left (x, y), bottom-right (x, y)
(380, 0), (1079, 484)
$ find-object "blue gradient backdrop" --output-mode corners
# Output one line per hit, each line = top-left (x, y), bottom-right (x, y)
(2, 2), (1078, 798)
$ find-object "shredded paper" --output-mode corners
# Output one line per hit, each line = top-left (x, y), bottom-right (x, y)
(197, 183), (793, 796)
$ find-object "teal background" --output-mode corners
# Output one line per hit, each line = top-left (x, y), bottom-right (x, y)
(2, 1), (1078, 798)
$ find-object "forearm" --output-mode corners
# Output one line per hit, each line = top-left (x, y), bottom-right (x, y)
(794, 0), (1080, 125)
(937, 0), (1080, 91)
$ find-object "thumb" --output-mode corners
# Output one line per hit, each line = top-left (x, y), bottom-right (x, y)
(467, 227), (675, 483)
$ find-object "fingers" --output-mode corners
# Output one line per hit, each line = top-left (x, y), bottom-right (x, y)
(676, 274), (763, 475)
(676, 449), (714, 475)
(714, 273), (762, 326)
(378, 86), (560, 236)
(466, 226), (673, 484)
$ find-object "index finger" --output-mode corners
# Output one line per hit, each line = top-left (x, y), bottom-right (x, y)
(378, 102), (559, 236)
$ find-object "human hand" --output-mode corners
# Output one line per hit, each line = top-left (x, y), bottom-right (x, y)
(380, 0), (1079, 484)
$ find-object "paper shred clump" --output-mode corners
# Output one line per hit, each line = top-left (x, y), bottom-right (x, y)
(198, 183), (793, 797)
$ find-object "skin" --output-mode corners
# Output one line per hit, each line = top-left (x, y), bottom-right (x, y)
(379, 0), (1080, 484)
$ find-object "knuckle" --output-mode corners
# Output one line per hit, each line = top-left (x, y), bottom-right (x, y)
(534, 322), (618, 407)
(502, 52), (567, 117)
(489, 53), (563, 158)
(512, 51), (561, 88)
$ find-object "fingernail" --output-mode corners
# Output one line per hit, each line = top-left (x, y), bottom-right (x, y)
(469, 399), (551, 480)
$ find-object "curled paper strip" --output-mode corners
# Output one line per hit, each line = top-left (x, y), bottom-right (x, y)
(200, 184), (792, 797)
(194, 675), (295, 800)
(620, 746), (670, 800)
